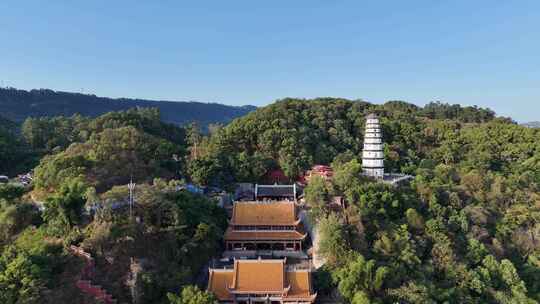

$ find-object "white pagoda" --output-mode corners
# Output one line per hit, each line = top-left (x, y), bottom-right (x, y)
(362, 113), (384, 179)
(361, 113), (412, 185)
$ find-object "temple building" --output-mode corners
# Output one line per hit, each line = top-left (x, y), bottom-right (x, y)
(208, 258), (317, 303)
(224, 201), (306, 252)
(254, 184), (298, 202)
(235, 183), (255, 201)
(362, 113), (385, 179)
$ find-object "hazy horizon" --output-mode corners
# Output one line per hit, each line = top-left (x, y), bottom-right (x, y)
(1, 1), (538, 122)
(2, 85), (534, 123)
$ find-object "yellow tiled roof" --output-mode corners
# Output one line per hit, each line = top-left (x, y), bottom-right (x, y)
(207, 259), (316, 302)
(231, 201), (297, 225)
(231, 259), (285, 293)
(224, 227), (306, 241)
(207, 269), (233, 301)
(285, 270), (312, 299)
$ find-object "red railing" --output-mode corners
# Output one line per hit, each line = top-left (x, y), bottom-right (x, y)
(70, 245), (117, 304)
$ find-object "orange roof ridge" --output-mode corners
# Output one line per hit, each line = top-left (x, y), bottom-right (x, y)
(282, 257), (287, 292)
(234, 200), (295, 204)
(231, 202), (237, 222)
(230, 259), (239, 289)
(284, 269), (315, 300)
(308, 266), (313, 294)
(208, 268), (234, 301)
(284, 284), (291, 295)
(224, 229), (307, 241)
(230, 258), (285, 264)
(207, 268), (214, 291)
(210, 268), (233, 272)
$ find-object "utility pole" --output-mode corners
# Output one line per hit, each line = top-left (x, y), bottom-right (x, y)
(128, 177), (135, 220)
(172, 154), (180, 179)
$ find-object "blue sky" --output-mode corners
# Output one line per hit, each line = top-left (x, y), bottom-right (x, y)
(1, 1), (538, 122)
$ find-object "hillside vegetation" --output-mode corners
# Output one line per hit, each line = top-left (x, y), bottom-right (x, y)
(1, 108), (226, 303)
(187, 98), (505, 186)
(0, 116), (37, 176)
(0, 87), (256, 128)
(1, 98), (539, 303)
(188, 98), (540, 303)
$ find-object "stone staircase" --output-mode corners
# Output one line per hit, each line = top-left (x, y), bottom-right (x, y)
(70, 245), (117, 304)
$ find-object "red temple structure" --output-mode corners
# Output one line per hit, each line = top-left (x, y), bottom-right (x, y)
(303, 165), (333, 184)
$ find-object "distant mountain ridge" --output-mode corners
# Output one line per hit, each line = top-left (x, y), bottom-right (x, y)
(521, 121), (540, 128)
(0, 87), (256, 127)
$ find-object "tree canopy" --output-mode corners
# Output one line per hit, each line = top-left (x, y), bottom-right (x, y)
(187, 98), (518, 188)
(1, 97), (539, 303)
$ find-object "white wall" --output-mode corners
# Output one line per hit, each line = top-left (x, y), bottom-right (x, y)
(362, 158), (384, 167)
(364, 137), (382, 144)
(362, 151), (384, 158)
(364, 168), (384, 177)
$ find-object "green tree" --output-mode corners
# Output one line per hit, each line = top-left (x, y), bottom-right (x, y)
(0, 253), (46, 303)
(0, 203), (41, 245)
(475, 255), (536, 303)
(332, 253), (389, 302)
(34, 125), (185, 193)
(0, 228), (64, 304)
(0, 117), (35, 176)
(318, 214), (349, 266)
(167, 285), (217, 304)
(332, 159), (363, 203)
(43, 178), (87, 236)
(0, 184), (26, 203)
(304, 175), (330, 221)
(405, 208), (425, 230)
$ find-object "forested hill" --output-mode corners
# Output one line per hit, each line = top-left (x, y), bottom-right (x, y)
(523, 121), (540, 128)
(0, 87), (256, 127)
(187, 98), (540, 303)
(0, 115), (18, 132)
(187, 98), (508, 186)
(1, 98), (540, 303)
